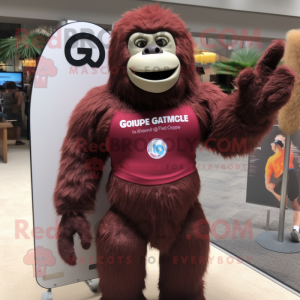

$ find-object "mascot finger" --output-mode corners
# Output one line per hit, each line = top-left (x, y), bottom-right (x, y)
(75, 215), (93, 250)
(57, 224), (77, 266)
(260, 65), (295, 113)
(256, 40), (285, 76)
(236, 68), (255, 94)
(57, 214), (78, 265)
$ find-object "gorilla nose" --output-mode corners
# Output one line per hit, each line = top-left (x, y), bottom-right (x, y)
(142, 46), (163, 55)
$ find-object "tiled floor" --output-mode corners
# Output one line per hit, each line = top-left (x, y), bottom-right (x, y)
(1, 140), (299, 300)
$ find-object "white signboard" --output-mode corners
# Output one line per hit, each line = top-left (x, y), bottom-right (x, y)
(30, 22), (111, 288)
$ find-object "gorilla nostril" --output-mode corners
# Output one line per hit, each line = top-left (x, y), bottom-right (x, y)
(142, 46), (163, 55)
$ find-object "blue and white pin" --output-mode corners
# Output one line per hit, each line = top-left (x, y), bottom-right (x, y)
(147, 138), (168, 159)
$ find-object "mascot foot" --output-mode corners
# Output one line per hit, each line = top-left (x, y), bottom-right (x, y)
(160, 293), (206, 300)
(101, 294), (146, 300)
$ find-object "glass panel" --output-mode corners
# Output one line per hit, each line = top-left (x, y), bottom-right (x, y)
(192, 32), (300, 293)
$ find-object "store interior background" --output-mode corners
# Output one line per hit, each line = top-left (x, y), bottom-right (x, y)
(1, 0), (300, 299)
(0, 22), (273, 136)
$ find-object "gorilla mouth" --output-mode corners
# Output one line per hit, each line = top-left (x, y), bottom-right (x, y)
(131, 67), (178, 80)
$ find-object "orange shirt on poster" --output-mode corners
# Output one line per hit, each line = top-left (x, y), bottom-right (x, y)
(265, 150), (294, 178)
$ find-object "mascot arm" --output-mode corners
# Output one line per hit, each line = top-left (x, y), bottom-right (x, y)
(203, 40), (296, 158)
(53, 86), (112, 265)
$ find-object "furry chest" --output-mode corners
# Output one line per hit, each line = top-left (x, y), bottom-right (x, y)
(108, 105), (200, 185)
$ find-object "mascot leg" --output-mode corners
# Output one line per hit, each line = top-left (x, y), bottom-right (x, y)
(96, 209), (148, 300)
(159, 202), (210, 300)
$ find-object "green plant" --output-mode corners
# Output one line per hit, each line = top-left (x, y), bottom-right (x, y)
(211, 48), (262, 76)
(0, 32), (49, 62)
(211, 48), (262, 92)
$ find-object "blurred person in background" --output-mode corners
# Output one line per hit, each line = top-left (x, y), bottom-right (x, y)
(3, 81), (25, 145)
(25, 76), (33, 140)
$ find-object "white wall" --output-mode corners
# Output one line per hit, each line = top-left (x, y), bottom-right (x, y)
(150, 0), (300, 18)
(0, 0), (300, 39)
(5, 58), (14, 72)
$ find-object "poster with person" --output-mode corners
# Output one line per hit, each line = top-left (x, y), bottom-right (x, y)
(247, 125), (300, 210)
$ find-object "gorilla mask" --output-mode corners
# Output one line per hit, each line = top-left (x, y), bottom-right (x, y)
(127, 31), (180, 93)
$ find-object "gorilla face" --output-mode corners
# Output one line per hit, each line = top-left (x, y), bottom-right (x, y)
(108, 5), (198, 110)
(127, 32), (180, 93)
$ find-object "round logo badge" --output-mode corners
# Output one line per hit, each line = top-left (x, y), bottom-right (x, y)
(147, 138), (168, 159)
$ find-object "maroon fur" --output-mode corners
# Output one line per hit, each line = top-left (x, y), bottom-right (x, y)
(201, 40), (296, 158)
(57, 213), (93, 265)
(54, 4), (296, 300)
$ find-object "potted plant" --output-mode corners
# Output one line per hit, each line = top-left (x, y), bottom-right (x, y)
(211, 48), (262, 93)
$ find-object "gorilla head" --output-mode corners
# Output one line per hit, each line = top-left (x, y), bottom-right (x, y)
(108, 4), (198, 110)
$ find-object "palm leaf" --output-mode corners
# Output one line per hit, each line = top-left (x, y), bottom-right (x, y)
(17, 32), (49, 59)
(211, 48), (262, 77)
(0, 38), (18, 62)
(230, 48), (262, 68)
(0, 32), (49, 62)
(210, 48), (262, 92)
(211, 61), (250, 77)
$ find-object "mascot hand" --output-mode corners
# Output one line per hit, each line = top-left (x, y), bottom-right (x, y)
(236, 40), (296, 117)
(57, 213), (92, 266)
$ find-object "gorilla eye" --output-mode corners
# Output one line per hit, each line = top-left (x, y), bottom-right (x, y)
(156, 37), (168, 47)
(134, 39), (147, 48)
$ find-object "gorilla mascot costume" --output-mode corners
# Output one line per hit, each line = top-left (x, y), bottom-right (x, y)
(54, 5), (295, 300)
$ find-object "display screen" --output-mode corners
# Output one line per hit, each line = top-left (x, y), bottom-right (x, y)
(0, 72), (23, 91)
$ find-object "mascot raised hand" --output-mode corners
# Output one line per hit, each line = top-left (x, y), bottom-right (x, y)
(54, 5), (295, 300)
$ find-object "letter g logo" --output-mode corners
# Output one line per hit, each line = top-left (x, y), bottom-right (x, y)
(65, 33), (105, 68)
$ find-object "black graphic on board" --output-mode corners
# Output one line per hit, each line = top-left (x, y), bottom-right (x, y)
(65, 33), (105, 68)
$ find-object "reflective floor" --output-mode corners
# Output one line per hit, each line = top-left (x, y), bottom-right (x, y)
(1, 141), (299, 300)
(197, 148), (300, 294)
